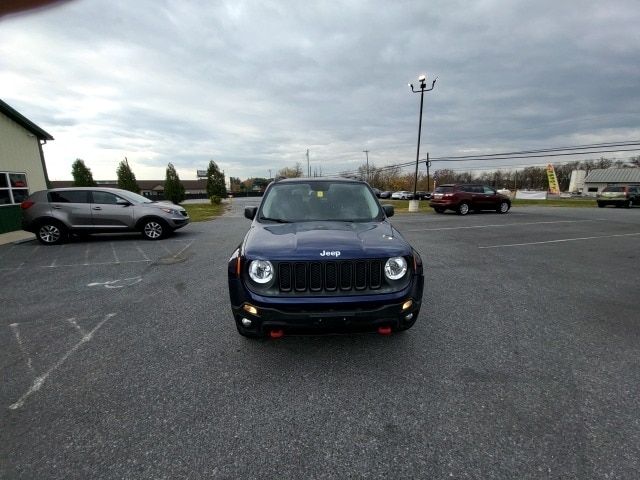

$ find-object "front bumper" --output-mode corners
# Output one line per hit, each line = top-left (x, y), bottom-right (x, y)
(228, 276), (424, 335)
(166, 216), (190, 229)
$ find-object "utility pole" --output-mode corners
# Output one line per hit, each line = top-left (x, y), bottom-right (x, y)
(268, 169), (272, 179)
(306, 149), (310, 177)
(363, 149), (370, 183)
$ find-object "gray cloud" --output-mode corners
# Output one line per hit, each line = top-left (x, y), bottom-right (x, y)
(1, 0), (639, 180)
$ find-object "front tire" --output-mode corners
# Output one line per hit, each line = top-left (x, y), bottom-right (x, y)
(625, 200), (632, 209)
(36, 221), (67, 245)
(497, 201), (510, 214)
(141, 218), (168, 240)
(457, 202), (470, 215)
(597, 202), (605, 208)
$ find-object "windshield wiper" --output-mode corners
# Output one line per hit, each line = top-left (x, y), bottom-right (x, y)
(259, 216), (290, 223)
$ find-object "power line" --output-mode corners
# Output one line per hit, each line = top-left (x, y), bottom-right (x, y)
(326, 141), (640, 177)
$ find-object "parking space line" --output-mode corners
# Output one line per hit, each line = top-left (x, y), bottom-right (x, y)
(42, 259), (152, 268)
(408, 219), (601, 232)
(49, 244), (65, 268)
(9, 323), (35, 375)
(110, 242), (120, 264)
(173, 240), (193, 258)
(9, 313), (117, 410)
(135, 244), (150, 261)
(84, 244), (90, 265)
(65, 317), (87, 337)
(160, 243), (172, 255)
(479, 232), (640, 249)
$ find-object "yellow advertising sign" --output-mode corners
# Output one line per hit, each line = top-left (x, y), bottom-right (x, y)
(546, 164), (560, 194)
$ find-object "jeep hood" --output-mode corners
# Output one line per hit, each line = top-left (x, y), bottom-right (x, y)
(243, 221), (412, 261)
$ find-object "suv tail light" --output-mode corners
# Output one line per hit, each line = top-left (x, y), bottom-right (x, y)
(20, 200), (35, 209)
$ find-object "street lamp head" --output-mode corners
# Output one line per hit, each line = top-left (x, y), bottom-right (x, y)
(418, 74), (426, 83)
(408, 83), (413, 89)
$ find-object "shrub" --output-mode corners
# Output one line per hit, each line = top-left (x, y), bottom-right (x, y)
(210, 195), (221, 205)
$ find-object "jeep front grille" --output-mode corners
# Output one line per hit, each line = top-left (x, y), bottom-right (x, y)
(277, 260), (383, 293)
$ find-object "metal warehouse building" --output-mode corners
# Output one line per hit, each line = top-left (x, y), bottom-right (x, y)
(583, 168), (640, 195)
(0, 99), (53, 233)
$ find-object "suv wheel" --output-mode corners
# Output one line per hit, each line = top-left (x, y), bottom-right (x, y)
(37, 221), (67, 245)
(597, 202), (605, 208)
(457, 202), (470, 215)
(497, 201), (510, 214)
(141, 218), (167, 240)
(625, 199), (632, 209)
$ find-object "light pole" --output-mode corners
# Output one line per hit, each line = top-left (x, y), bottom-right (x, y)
(363, 149), (370, 182)
(409, 74), (436, 206)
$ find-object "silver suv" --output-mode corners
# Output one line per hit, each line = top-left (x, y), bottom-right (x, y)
(21, 187), (190, 245)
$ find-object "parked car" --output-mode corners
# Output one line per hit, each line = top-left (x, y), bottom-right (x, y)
(596, 185), (640, 208)
(429, 184), (511, 215)
(371, 187), (382, 198)
(21, 187), (190, 245)
(227, 177), (424, 338)
(414, 191), (431, 200)
(391, 191), (414, 200)
(379, 190), (392, 199)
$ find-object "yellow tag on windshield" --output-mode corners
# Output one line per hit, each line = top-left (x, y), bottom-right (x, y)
(317, 191), (324, 198)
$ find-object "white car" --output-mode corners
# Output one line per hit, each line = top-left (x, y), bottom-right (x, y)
(391, 191), (414, 199)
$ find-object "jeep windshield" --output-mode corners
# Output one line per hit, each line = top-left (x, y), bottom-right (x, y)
(258, 181), (383, 222)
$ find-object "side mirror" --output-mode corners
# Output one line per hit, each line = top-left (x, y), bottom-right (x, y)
(382, 205), (394, 218)
(116, 198), (131, 206)
(244, 206), (257, 220)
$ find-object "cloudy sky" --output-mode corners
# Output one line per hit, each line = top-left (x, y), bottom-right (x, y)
(1, 0), (639, 181)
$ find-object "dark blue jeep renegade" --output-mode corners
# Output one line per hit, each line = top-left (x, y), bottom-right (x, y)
(227, 177), (424, 338)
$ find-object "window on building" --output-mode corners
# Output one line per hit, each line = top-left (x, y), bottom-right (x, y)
(0, 172), (29, 205)
(587, 187), (598, 192)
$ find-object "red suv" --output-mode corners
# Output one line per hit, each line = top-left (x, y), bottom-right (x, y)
(429, 184), (511, 215)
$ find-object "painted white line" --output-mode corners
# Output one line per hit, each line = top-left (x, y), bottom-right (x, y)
(173, 240), (194, 258)
(135, 244), (150, 261)
(9, 313), (117, 410)
(110, 242), (120, 264)
(84, 244), (90, 265)
(42, 259), (152, 268)
(9, 323), (35, 374)
(65, 317), (87, 337)
(87, 276), (142, 289)
(479, 232), (640, 249)
(160, 243), (172, 255)
(409, 219), (599, 232)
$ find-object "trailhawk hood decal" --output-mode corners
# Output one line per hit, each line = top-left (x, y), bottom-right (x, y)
(243, 221), (411, 261)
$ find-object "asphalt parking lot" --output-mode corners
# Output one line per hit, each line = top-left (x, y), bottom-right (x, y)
(1, 199), (639, 479)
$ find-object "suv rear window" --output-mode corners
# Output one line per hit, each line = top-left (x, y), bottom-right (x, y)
(603, 186), (625, 192)
(434, 186), (453, 193)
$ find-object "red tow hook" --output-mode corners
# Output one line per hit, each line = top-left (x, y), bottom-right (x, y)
(377, 326), (392, 336)
(269, 329), (284, 339)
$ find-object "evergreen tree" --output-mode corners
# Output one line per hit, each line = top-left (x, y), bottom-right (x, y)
(205, 160), (227, 198)
(116, 157), (140, 193)
(71, 159), (96, 186)
(164, 163), (185, 204)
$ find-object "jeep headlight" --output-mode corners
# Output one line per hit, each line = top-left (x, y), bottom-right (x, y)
(384, 256), (407, 280)
(248, 260), (274, 284)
